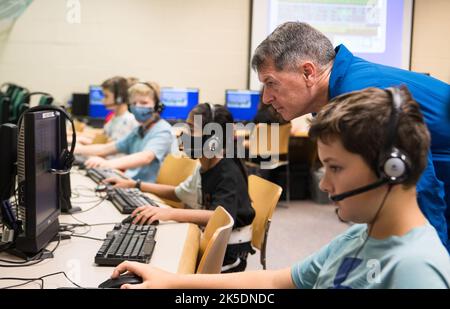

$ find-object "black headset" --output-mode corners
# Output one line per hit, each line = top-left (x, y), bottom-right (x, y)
(378, 87), (411, 183)
(133, 81), (164, 113)
(17, 105), (76, 175)
(330, 87), (410, 202)
(205, 102), (221, 152)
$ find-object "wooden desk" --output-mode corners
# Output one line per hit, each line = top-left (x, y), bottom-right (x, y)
(0, 170), (200, 288)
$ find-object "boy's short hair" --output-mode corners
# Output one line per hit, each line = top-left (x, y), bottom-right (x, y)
(128, 81), (160, 104)
(101, 76), (129, 104)
(309, 86), (430, 187)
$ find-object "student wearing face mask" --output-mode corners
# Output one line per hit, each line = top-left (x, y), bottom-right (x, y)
(101, 76), (139, 141)
(74, 81), (173, 183)
(104, 103), (256, 272)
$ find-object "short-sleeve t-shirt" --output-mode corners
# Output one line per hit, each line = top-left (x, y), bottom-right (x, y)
(291, 223), (450, 289)
(104, 110), (138, 141)
(115, 119), (173, 182)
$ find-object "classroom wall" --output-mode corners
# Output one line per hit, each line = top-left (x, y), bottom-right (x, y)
(411, 0), (450, 83)
(0, 0), (251, 105)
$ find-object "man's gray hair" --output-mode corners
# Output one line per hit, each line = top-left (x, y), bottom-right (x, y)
(251, 22), (335, 72)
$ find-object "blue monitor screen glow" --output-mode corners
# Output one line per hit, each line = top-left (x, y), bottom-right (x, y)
(89, 85), (108, 118)
(225, 90), (260, 122)
(160, 88), (199, 121)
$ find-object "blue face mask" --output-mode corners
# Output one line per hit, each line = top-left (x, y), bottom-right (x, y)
(130, 106), (155, 123)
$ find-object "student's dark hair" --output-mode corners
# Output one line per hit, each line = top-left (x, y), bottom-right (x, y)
(308, 87), (430, 187)
(101, 76), (129, 104)
(189, 103), (249, 184)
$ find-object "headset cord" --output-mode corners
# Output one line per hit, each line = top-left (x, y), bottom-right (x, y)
(341, 184), (393, 286)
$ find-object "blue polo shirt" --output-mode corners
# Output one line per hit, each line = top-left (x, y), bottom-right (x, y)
(329, 44), (450, 250)
(115, 119), (173, 183)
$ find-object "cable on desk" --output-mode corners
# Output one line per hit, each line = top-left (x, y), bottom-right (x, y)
(71, 185), (104, 200)
(0, 234), (62, 267)
(66, 234), (105, 241)
(0, 271), (83, 289)
(70, 195), (108, 214)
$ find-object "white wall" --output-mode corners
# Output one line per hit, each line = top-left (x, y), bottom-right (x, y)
(0, 0), (251, 105)
(411, 0), (450, 83)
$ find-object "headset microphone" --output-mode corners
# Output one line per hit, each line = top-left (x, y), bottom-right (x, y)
(329, 178), (389, 202)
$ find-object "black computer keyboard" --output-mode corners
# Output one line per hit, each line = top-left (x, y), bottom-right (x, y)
(73, 154), (87, 168)
(107, 187), (159, 214)
(95, 223), (157, 266)
(86, 168), (128, 183)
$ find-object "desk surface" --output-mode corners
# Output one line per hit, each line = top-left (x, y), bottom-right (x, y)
(0, 169), (199, 288)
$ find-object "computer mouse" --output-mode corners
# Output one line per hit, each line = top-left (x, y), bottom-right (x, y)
(98, 273), (143, 289)
(121, 215), (159, 225)
(95, 184), (108, 192)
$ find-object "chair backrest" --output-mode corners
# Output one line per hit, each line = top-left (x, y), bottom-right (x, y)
(196, 206), (234, 274)
(38, 95), (53, 106)
(249, 123), (292, 157)
(92, 132), (109, 144)
(248, 175), (282, 250)
(156, 154), (198, 208)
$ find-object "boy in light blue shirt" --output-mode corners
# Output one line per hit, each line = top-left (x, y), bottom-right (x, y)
(108, 87), (450, 289)
(75, 81), (173, 183)
(115, 118), (172, 182)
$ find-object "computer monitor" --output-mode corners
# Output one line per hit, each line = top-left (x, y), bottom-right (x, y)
(14, 109), (61, 255)
(225, 89), (260, 122)
(71, 93), (89, 118)
(160, 88), (199, 122)
(89, 85), (108, 118)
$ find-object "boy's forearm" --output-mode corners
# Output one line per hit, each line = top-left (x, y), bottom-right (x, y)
(75, 142), (116, 156)
(172, 268), (295, 289)
(108, 151), (155, 170)
(141, 183), (180, 202)
(170, 209), (213, 226)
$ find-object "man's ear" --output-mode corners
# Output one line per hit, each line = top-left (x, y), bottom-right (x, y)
(301, 62), (317, 87)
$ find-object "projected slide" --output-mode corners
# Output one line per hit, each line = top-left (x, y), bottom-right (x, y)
(271, 0), (387, 53)
(249, 0), (413, 89)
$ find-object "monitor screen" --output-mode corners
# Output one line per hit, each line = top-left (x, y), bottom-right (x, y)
(249, 0), (414, 89)
(71, 93), (89, 117)
(160, 88), (199, 121)
(225, 90), (260, 122)
(89, 85), (108, 118)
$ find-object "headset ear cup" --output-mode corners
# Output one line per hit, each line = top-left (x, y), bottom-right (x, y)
(379, 148), (409, 183)
(59, 149), (74, 171)
(157, 102), (164, 113)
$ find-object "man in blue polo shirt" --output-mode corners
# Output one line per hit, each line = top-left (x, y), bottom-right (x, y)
(251, 21), (450, 251)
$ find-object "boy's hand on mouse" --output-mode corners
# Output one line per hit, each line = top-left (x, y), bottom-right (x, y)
(112, 261), (176, 289)
(103, 177), (135, 188)
(131, 206), (173, 225)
